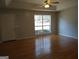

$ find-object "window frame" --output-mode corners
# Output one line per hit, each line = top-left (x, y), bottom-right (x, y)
(34, 14), (51, 34)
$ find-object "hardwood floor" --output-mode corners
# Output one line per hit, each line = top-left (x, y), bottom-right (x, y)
(0, 35), (78, 59)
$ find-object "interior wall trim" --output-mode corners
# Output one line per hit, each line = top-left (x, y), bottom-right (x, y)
(15, 36), (36, 40)
(59, 33), (78, 39)
(0, 36), (36, 43)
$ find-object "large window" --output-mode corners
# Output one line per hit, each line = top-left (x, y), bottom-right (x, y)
(34, 15), (51, 35)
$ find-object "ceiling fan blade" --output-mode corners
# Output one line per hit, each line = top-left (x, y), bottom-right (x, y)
(48, 0), (51, 4)
(51, 1), (59, 4)
(44, 0), (47, 3)
(44, 0), (51, 4)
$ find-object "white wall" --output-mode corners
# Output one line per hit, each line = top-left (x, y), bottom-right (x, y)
(0, 0), (12, 8)
(0, 14), (2, 42)
(15, 10), (35, 39)
(0, 10), (58, 41)
(0, 11), (15, 41)
(0, 10), (35, 41)
(59, 6), (78, 39)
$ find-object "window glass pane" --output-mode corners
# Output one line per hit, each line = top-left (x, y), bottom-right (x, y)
(34, 15), (51, 35)
(43, 15), (51, 25)
(35, 27), (43, 35)
(34, 15), (42, 26)
(43, 26), (51, 32)
(35, 27), (42, 30)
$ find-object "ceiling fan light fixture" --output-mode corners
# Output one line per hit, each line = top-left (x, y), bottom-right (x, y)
(44, 4), (50, 8)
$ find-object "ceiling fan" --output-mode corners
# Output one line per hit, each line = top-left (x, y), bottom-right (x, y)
(41, 0), (59, 8)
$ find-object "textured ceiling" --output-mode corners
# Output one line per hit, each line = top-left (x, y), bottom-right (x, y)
(12, 0), (66, 4)
(0, 0), (78, 11)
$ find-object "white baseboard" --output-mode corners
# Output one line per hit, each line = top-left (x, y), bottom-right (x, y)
(16, 36), (36, 40)
(0, 56), (9, 59)
(59, 33), (78, 39)
(0, 36), (36, 43)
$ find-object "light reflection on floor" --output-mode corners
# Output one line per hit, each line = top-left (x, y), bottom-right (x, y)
(35, 36), (51, 57)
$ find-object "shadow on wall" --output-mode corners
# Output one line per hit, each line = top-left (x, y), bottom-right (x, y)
(58, 6), (78, 39)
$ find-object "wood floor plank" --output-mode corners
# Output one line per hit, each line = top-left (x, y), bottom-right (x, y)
(0, 35), (78, 59)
